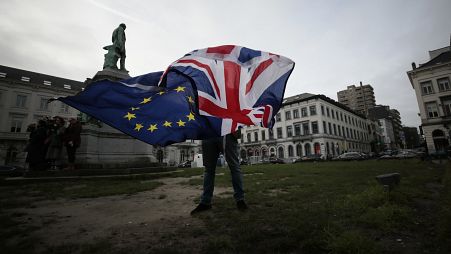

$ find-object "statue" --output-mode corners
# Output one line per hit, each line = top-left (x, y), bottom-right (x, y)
(103, 23), (127, 71)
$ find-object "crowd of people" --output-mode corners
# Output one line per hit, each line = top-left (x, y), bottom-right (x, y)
(25, 116), (82, 171)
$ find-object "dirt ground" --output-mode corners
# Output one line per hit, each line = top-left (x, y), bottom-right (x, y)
(9, 176), (232, 252)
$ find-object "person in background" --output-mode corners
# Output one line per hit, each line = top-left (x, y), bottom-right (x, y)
(64, 118), (82, 170)
(26, 120), (48, 170)
(46, 116), (66, 170)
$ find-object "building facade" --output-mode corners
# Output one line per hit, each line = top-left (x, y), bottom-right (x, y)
(367, 105), (403, 149)
(407, 43), (451, 153)
(337, 82), (376, 115)
(0, 65), (83, 164)
(239, 93), (371, 162)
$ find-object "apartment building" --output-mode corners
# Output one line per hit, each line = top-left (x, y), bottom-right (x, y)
(239, 93), (371, 161)
(337, 82), (376, 115)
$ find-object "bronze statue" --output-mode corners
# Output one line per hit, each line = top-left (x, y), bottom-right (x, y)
(103, 23), (127, 71)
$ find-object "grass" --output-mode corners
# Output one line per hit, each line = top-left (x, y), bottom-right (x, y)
(1, 159), (450, 253)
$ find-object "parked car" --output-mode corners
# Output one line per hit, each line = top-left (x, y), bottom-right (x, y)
(177, 160), (192, 168)
(335, 152), (364, 161)
(295, 154), (322, 162)
(269, 157), (285, 164)
(394, 150), (418, 159)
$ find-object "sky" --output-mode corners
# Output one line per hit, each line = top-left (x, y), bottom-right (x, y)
(1, 0), (450, 128)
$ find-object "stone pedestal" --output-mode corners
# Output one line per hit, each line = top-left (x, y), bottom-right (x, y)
(76, 69), (158, 168)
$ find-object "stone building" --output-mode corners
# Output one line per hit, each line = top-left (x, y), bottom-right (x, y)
(239, 93), (371, 162)
(0, 65), (83, 165)
(407, 41), (451, 153)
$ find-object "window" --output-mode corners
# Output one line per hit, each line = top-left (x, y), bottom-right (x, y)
(254, 132), (258, 142)
(293, 109), (299, 119)
(438, 77), (451, 92)
(425, 102), (439, 118)
(21, 76), (30, 82)
(328, 122), (332, 134)
(302, 122), (309, 135)
(323, 121), (327, 134)
(43, 80), (52, 86)
(333, 124), (337, 136)
(294, 124), (301, 136)
(10, 118), (23, 132)
(261, 130), (266, 141)
(301, 107), (308, 117)
(338, 125), (342, 136)
(311, 121), (318, 134)
(340, 112), (343, 121)
(442, 98), (451, 116)
(247, 133), (251, 143)
(276, 113), (281, 122)
(326, 107), (330, 117)
(309, 105), (317, 116)
(0, 72), (6, 78)
(421, 81), (434, 95)
(288, 145), (294, 157)
(287, 126), (293, 137)
(321, 105), (325, 115)
(64, 84), (72, 89)
(269, 129), (274, 139)
(276, 127), (283, 139)
(15, 95), (27, 108)
(331, 109), (335, 119)
(285, 111), (291, 120)
(344, 115), (348, 123)
(39, 98), (49, 111)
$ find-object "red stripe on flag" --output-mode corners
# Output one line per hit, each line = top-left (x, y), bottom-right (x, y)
(198, 96), (254, 126)
(245, 58), (273, 94)
(177, 59), (221, 98)
(206, 45), (235, 54)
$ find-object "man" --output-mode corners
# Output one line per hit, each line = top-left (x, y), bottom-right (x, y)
(112, 23), (127, 71)
(63, 118), (82, 170)
(191, 130), (248, 214)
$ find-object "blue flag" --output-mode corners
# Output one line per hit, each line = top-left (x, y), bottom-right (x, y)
(59, 70), (218, 146)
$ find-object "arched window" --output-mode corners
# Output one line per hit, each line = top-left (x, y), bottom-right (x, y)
(304, 143), (311, 155)
(296, 144), (302, 157)
(314, 143), (321, 155)
(278, 147), (284, 158)
(288, 145), (294, 157)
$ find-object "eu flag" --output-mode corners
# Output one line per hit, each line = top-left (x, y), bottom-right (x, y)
(59, 70), (218, 146)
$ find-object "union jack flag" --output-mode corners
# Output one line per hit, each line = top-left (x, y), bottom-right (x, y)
(161, 45), (295, 136)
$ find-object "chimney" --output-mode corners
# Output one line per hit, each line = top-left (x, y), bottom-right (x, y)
(360, 81), (363, 87)
(412, 62), (416, 70)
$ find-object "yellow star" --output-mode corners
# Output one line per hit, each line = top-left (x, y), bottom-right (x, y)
(187, 96), (195, 103)
(186, 112), (195, 121)
(158, 91), (166, 95)
(140, 97), (152, 104)
(147, 124), (158, 132)
(174, 86), (186, 92)
(176, 119), (186, 127)
(130, 107), (140, 111)
(163, 121), (172, 127)
(134, 123), (143, 131)
(124, 112), (136, 121)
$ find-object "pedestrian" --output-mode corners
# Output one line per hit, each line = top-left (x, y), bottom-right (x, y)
(63, 118), (82, 170)
(191, 130), (248, 214)
(27, 120), (48, 170)
(46, 116), (66, 170)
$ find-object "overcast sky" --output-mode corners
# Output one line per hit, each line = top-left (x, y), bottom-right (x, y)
(1, 0), (450, 128)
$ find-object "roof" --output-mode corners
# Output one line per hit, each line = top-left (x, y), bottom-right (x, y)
(417, 50), (451, 69)
(0, 65), (84, 91)
(282, 93), (367, 119)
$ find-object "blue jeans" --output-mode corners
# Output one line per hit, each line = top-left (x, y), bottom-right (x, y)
(200, 134), (244, 204)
